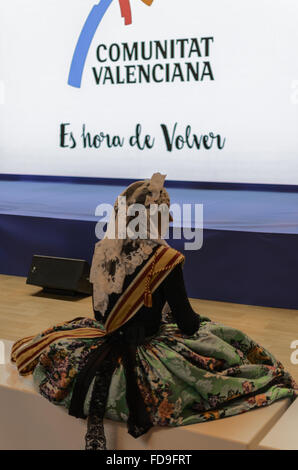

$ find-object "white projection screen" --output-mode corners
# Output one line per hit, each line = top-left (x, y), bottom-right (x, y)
(0, 0), (298, 183)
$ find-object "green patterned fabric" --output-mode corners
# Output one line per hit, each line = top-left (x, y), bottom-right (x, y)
(32, 316), (297, 427)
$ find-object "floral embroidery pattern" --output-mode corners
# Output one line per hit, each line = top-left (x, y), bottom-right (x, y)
(33, 318), (297, 428)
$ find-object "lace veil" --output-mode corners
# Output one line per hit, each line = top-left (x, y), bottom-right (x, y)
(90, 173), (170, 315)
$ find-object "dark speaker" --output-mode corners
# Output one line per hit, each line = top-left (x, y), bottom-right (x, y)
(27, 255), (92, 296)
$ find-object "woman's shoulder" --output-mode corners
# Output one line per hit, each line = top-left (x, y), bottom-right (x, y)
(154, 245), (185, 269)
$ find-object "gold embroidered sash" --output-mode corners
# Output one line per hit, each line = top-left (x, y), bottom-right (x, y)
(11, 246), (184, 376)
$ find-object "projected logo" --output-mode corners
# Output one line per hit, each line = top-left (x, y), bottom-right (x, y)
(68, 0), (154, 88)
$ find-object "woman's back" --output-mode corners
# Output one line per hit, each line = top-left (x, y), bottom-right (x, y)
(94, 249), (200, 342)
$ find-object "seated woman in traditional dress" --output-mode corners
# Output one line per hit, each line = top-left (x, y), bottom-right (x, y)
(11, 173), (297, 450)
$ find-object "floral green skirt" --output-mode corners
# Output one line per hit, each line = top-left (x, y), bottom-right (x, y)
(32, 316), (297, 427)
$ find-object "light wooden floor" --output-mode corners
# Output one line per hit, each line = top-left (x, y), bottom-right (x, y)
(0, 274), (297, 381)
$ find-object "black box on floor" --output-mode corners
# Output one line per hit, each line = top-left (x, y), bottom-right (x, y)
(26, 255), (92, 296)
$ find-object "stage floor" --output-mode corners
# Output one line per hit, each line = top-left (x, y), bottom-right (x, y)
(1, 180), (298, 233)
(0, 273), (297, 383)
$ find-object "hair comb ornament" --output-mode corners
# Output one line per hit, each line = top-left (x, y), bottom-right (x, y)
(68, 0), (155, 88)
(145, 173), (167, 205)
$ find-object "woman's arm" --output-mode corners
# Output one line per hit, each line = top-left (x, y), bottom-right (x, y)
(163, 264), (200, 335)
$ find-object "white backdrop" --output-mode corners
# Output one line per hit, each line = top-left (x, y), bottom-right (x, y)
(0, 0), (298, 183)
